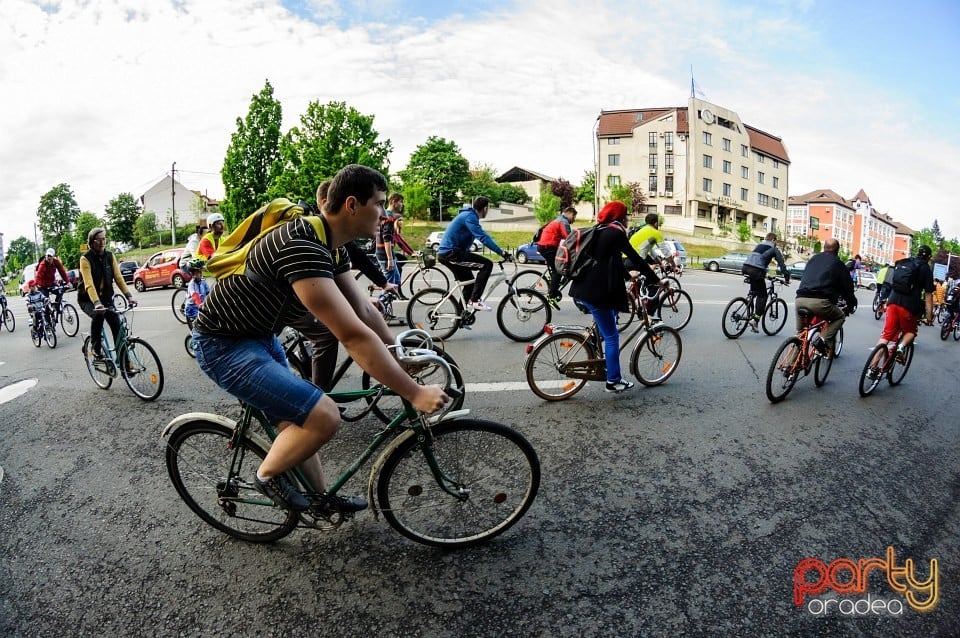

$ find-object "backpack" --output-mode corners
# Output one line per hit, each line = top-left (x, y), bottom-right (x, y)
(946, 285), (959, 306)
(891, 257), (920, 295)
(532, 224), (546, 244)
(206, 198), (327, 281)
(554, 224), (602, 281)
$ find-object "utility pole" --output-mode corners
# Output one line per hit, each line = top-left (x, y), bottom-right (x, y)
(438, 191), (442, 222)
(33, 223), (39, 262)
(170, 161), (177, 246)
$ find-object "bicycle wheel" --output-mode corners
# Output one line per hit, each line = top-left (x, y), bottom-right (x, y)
(82, 335), (114, 389)
(165, 420), (298, 543)
(2, 308), (14, 332)
(888, 341), (913, 386)
(954, 320), (960, 341)
(120, 337), (164, 401)
(762, 299), (788, 335)
(497, 289), (550, 342)
(765, 337), (802, 403)
(59, 303), (80, 337)
(616, 293), (638, 333)
(813, 350), (833, 387)
(662, 275), (682, 291)
(171, 288), (188, 324)
(524, 331), (597, 400)
(43, 320), (57, 348)
(376, 419), (540, 548)
(833, 326), (844, 358)
(657, 289), (692, 331)
(629, 324), (682, 386)
(874, 303), (884, 321)
(405, 266), (450, 298)
(721, 297), (751, 339)
(858, 344), (889, 397)
(871, 292), (881, 314)
(941, 321), (951, 341)
(510, 269), (550, 297)
(406, 288), (461, 340)
(185, 334), (197, 358)
(112, 293), (129, 313)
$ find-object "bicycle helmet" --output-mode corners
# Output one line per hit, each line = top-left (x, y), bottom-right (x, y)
(188, 258), (206, 272)
(917, 245), (932, 259)
(206, 213), (225, 226)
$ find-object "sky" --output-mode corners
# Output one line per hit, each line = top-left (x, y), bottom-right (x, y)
(1, 0), (959, 254)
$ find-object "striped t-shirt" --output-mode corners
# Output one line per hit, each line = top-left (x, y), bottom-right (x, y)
(195, 216), (350, 337)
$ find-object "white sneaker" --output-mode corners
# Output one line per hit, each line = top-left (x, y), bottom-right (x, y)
(472, 301), (493, 312)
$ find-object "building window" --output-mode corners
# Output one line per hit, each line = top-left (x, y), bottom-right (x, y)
(649, 155), (658, 170)
(773, 159), (779, 168)
(772, 176), (779, 189)
(703, 178), (713, 192)
(608, 154), (620, 166)
(741, 187), (749, 200)
(772, 197), (781, 210)
(703, 131), (712, 145)
(649, 132), (657, 148)
(723, 183), (731, 197)
(665, 154), (674, 171)
(649, 175), (657, 192)
(758, 193), (769, 206)
(643, 205), (657, 215)
(665, 175), (674, 191)
(741, 144), (748, 157)
(609, 137), (620, 145)
(722, 138), (731, 152)
(664, 205), (682, 215)
(664, 131), (674, 152)
(741, 166), (749, 179)
(722, 160), (731, 174)
(703, 154), (713, 169)
(756, 153), (765, 163)
(697, 207), (709, 219)
(607, 175), (620, 187)
(758, 171), (765, 184)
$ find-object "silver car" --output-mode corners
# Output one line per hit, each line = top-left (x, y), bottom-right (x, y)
(703, 252), (750, 273)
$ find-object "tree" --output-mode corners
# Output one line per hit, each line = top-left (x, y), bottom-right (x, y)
(400, 181), (433, 220)
(268, 100), (392, 203)
(57, 232), (79, 269)
(134, 212), (158, 248)
(398, 136), (470, 220)
(6, 237), (36, 271)
(533, 184), (560, 225)
(463, 164), (502, 206)
(911, 228), (937, 255)
(550, 178), (575, 211)
(931, 219), (943, 248)
(37, 183), (80, 248)
(575, 170), (596, 213)
(626, 181), (646, 217)
(221, 80), (283, 226)
(104, 193), (140, 244)
(498, 183), (530, 205)
(736, 220), (752, 243)
(75, 212), (104, 250)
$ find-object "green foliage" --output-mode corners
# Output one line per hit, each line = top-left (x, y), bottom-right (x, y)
(75, 212), (104, 248)
(57, 232), (79, 269)
(607, 183), (631, 206)
(268, 100), (392, 204)
(498, 183), (530, 205)
(550, 178), (575, 210)
(911, 228), (937, 255)
(627, 181), (646, 216)
(718, 222), (732, 238)
(221, 80), (284, 226)
(533, 186), (560, 225)
(6, 237), (36, 271)
(37, 183), (80, 248)
(463, 165), (502, 206)
(398, 136), (470, 220)
(104, 193), (140, 244)
(134, 212), (158, 248)
(575, 171), (596, 212)
(736, 221), (751, 243)
(401, 181), (433, 220)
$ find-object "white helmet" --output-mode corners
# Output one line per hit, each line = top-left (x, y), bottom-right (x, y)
(46, 247), (56, 256)
(207, 213), (225, 226)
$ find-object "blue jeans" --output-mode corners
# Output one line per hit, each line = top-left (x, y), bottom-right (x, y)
(576, 299), (622, 384)
(193, 332), (323, 426)
(379, 256), (401, 286)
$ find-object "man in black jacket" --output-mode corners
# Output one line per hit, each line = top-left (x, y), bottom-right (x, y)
(794, 238), (858, 357)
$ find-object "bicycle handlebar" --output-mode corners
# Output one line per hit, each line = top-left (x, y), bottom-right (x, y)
(392, 329), (458, 398)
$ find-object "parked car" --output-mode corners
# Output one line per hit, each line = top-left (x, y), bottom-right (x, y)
(515, 243), (546, 264)
(425, 231), (482, 252)
(662, 240), (688, 268)
(118, 260), (140, 284)
(703, 252), (750, 273)
(858, 270), (878, 290)
(787, 261), (807, 279)
(132, 248), (186, 291)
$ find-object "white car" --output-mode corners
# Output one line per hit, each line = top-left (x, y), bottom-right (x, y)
(425, 231), (483, 252)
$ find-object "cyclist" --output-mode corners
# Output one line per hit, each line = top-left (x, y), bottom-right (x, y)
(872, 245), (935, 363)
(197, 213), (227, 259)
(877, 262), (893, 304)
(536, 206), (577, 307)
(943, 280), (960, 328)
(24, 279), (48, 337)
(438, 196), (512, 312)
(78, 227), (137, 360)
(183, 259), (210, 326)
(741, 233), (790, 332)
(192, 165), (448, 513)
(35, 248), (70, 305)
(794, 238), (857, 358)
(178, 223), (208, 281)
(628, 212), (679, 274)
(572, 201), (660, 393)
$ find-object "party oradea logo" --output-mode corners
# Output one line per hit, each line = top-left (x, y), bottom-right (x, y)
(794, 546), (938, 616)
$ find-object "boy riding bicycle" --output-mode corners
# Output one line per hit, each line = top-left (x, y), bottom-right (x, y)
(872, 245), (935, 363)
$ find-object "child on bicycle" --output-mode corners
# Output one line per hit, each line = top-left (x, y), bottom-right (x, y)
(24, 279), (47, 335)
(184, 259), (210, 327)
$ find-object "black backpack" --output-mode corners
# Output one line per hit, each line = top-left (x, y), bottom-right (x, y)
(532, 224), (547, 244)
(891, 257), (920, 295)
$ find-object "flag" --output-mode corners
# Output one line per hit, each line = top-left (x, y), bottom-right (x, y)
(690, 66), (708, 100)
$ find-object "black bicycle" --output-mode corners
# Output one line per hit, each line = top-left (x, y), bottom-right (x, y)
(722, 276), (789, 338)
(46, 283), (80, 337)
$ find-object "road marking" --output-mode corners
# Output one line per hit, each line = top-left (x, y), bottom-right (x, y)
(467, 380), (579, 392)
(0, 379), (38, 405)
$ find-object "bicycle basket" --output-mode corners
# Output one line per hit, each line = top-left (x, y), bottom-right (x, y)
(422, 248), (437, 268)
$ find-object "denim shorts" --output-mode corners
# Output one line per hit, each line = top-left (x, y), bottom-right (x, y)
(193, 332), (323, 426)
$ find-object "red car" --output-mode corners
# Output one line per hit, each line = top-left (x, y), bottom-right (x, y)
(132, 248), (186, 291)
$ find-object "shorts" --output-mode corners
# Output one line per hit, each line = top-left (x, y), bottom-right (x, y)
(880, 303), (918, 342)
(193, 332), (323, 426)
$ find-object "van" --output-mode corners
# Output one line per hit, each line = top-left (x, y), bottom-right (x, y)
(19, 261), (65, 294)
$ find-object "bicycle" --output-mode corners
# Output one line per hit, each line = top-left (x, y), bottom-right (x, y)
(406, 259), (551, 342)
(722, 276), (789, 338)
(162, 329), (540, 547)
(172, 275), (216, 324)
(28, 296), (58, 348)
(46, 283), (80, 337)
(510, 256), (681, 304)
(356, 249), (450, 300)
(941, 305), (960, 341)
(1, 291), (14, 332)
(81, 306), (164, 401)
(617, 273), (693, 332)
(858, 335), (915, 398)
(524, 276), (683, 400)
(765, 304), (847, 403)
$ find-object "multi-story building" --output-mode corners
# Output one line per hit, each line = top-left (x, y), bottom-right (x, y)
(596, 97), (790, 240)
(140, 176), (220, 231)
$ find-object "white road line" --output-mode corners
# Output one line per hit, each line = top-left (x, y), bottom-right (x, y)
(467, 380), (578, 392)
(0, 379), (38, 405)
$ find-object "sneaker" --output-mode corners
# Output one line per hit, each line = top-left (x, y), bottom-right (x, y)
(866, 367), (881, 380)
(811, 336), (828, 357)
(253, 474), (310, 511)
(548, 296), (561, 310)
(472, 300), (493, 312)
(310, 493), (368, 518)
(748, 315), (760, 333)
(604, 380), (635, 393)
(895, 347), (906, 364)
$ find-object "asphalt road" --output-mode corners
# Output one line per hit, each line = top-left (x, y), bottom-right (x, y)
(1, 271), (958, 637)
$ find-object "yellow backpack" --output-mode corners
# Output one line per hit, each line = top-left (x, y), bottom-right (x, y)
(206, 198), (327, 280)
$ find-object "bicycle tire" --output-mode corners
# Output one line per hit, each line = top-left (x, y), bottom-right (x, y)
(657, 289), (692, 331)
(954, 320), (960, 341)
(185, 334), (197, 358)
(497, 289), (551, 342)
(629, 324), (682, 386)
(874, 304), (884, 321)
(871, 292), (881, 314)
(362, 340), (466, 423)
(858, 344), (888, 397)
(765, 337), (802, 403)
(524, 331), (596, 400)
(762, 299), (789, 335)
(82, 335), (114, 389)
(31, 319), (42, 347)
(112, 293), (129, 313)
(662, 275), (682, 291)
(405, 266), (450, 298)
(406, 287), (461, 340)
(165, 420), (298, 543)
(376, 419), (540, 548)
(833, 326), (844, 358)
(616, 294), (638, 333)
(120, 337), (164, 401)
(59, 303), (80, 337)
(510, 269), (550, 297)
(44, 320), (57, 348)
(888, 340), (913, 386)
(171, 288), (188, 324)
(813, 351), (833, 387)
(721, 297), (751, 339)
(2, 308), (14, 332)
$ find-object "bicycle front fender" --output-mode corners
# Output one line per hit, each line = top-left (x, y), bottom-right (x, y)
(160, 412), (236, 440)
